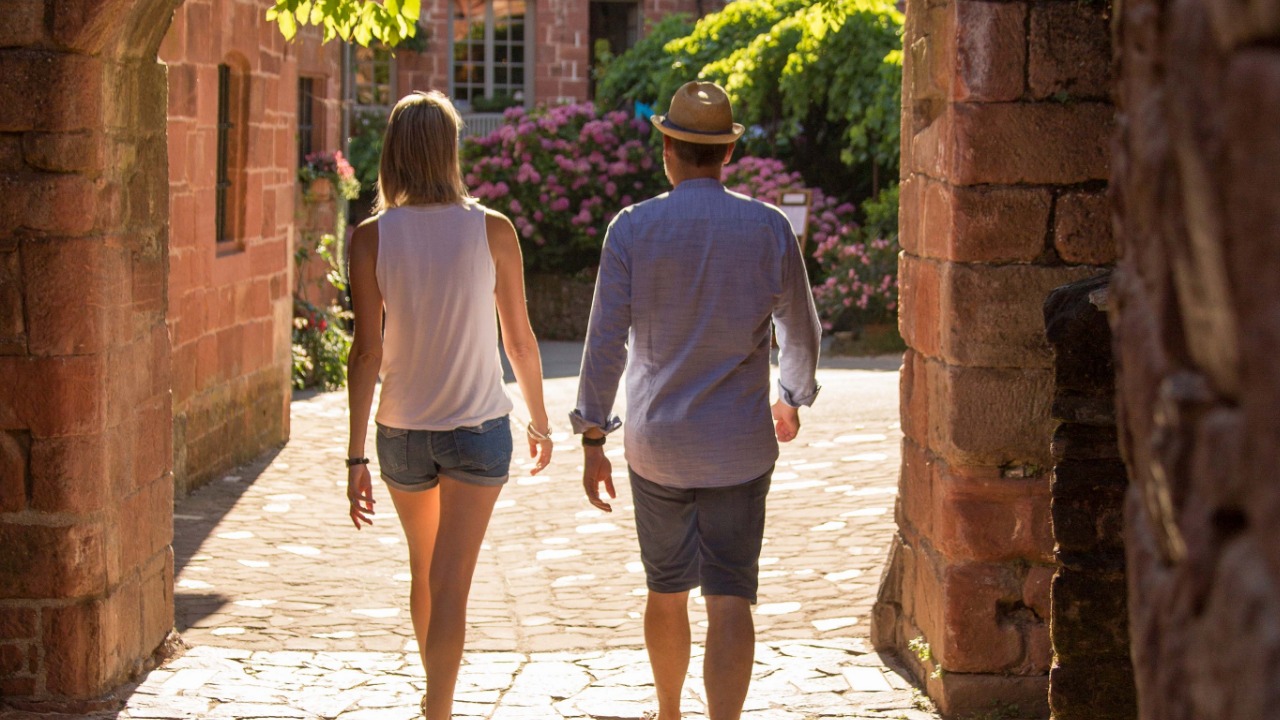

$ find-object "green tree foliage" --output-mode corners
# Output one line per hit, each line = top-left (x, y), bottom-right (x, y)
(595, 0), (902, 198)
(265, 0), (421, 46)
(593, 14), (695, 111)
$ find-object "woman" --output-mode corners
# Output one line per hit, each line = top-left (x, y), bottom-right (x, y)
(344, 90), (553, 719)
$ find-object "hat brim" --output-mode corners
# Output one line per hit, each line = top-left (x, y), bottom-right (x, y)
(651, 115), (745, 144)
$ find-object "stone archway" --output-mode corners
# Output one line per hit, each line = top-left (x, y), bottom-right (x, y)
(0, 0), (183, 705)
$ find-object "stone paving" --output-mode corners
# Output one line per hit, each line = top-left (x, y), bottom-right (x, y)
(4, 343), (939, 720)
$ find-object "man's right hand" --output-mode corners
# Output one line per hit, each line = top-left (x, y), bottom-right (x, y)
(772, 400), (800, 443)
(582, 445), (616, 513)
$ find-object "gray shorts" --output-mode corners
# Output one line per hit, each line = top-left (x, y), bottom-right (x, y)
(375, 416), (512, 491)
(629, 466), (772, 603)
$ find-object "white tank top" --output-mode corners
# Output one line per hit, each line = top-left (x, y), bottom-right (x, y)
(374, 202), (513, 430)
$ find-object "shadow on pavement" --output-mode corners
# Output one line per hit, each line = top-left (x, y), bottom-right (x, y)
(171, 446), (282, 633)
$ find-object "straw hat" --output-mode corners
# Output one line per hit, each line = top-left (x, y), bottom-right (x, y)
(650, 81), (745, 145)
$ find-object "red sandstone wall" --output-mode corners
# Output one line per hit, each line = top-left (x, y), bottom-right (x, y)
(873, 0), (1114, 716)
(1111, 3), (1280, 718)
(159, 1), (338, 495)
(0, 0), (182, 704)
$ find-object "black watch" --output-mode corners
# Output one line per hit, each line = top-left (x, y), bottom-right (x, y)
(345, 457), (370, 467)
(581, 434), (607, 447)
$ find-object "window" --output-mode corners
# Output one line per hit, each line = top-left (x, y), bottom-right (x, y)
(298, 77), (317, 165)
(216, 61), (248, 251)
(351, 45), (395, 115)
(588, 1), (639, 98)
(452, 0), (528, 107)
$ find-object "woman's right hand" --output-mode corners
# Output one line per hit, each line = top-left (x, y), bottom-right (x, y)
(347, 464), (376, 529)
(528, 434), (553, 475)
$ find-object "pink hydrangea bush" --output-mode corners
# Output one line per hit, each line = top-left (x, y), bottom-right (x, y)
(461, 103), (668, 274)
(723, 157), (899, 330)
(461, 105), (898, 328)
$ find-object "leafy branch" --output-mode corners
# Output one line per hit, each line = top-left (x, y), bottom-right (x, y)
(266, 0), (421, 47)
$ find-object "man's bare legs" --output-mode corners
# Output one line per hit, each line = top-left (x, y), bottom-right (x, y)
(387, 485), (441, 670)
(645, 592), (755, 720)
(645, 590), (692, 719)
(703, 595), (755, 720)
(408, 476), (503, 720)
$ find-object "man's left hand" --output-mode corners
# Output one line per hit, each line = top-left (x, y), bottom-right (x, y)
(582, 446), (616, 512)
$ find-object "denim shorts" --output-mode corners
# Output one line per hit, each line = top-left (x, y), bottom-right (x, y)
(375, 416), (513, 491)
(629, 466), (773, 603)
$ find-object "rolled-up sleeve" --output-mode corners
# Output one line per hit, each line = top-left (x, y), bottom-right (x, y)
(772, 225), (822, 407)
(571, 215), (632, 434)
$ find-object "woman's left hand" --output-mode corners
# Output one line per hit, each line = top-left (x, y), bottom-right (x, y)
(347, 465), (376, 529)
(528, 435), (553, 475)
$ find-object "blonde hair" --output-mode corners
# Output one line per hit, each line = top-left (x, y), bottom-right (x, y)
(374, 91), (472, 212)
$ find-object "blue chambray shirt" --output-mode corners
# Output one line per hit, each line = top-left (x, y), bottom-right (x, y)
(571, 178), (822, 488)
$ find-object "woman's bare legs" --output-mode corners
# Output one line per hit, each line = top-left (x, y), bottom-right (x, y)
(421, 475), (503, 720)
(387, 485), (442, 671)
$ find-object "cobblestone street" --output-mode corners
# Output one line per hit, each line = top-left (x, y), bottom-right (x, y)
(9, 344), (937, 720)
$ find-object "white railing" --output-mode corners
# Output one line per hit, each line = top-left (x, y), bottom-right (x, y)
(460, 112), (506, 139)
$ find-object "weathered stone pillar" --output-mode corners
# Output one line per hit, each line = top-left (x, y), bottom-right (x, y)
(873, 1), (1114, 716)
(1111, 2), (1280, 718)
(1043, 273), (1136, 719)
(0, 0), (180, 706)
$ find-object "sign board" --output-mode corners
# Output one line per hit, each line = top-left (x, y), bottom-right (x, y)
(779, 190), (812, 248)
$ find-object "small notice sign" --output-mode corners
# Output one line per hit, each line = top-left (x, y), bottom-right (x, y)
(779, 190), (812, 248)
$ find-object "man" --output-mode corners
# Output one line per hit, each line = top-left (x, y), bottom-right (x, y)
(570, 81), (822, 720)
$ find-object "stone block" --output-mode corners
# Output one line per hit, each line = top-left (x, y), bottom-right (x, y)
(1029, 3), (1112, 100)
(0, 248), (24, 354)
(0, 173), (98, 238)
(897, 437), (934, 540)
(0, 355), (107, 438)
(1044, 272), (1115, 393)
(0, 520), (106, 599)
(940, 262), (1100, 369)
(950, 102), (1114, 186)
(953, 0), (1026, 102)
(0, 642), (27, 676)
(907, 104), (953, 180)
(923, 182), (1051, 263)
(927, 670), (1050, 719)
(929, 361), (1056, 468)
(0, 135), (23, 175)
(938, 561), (1043, 674)
(1204, 0), (1280, 49)
(22, 132), (101, 174)
(900, 350), (930, 447)
(0, 430), (30, 513)
(116, 478), (172, 586)
(0, 606), (37, 642)
(897, 253), (942, 360)
(24, 237), (128, 357)
(1049, 660), (1138, 720)
(1050, 566), (1130, 664)
(898, 175), (923, 256)
(29, 433), (110, 516)
(1051, 424), (1120, 462)
(1227, 51), (1280, 410)
(1051, 394), (1115, 426)
(0, 52), (103, 133)
(0, 0), (46, 48)
(934, 460), (1054, 564)
(41, 596), (108, 697)
(1051, 463), (1128, 557)
(1055, 191), (1115, 265)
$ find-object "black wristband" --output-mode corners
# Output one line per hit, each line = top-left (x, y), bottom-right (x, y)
(345, 457), (370, 467)
(581, 434), (607, 447)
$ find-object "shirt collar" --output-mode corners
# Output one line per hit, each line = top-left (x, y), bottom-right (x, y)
(672, 177), (725, 193)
